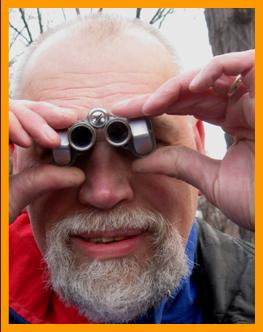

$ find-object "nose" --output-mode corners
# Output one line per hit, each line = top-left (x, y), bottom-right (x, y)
(78, 142), (134, 210)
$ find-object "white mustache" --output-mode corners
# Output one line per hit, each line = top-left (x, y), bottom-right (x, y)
(47, 207), (169, 243)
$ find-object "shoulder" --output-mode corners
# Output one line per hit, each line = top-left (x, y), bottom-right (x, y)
(195, 219), (254, 324)
(196, 219), (254, 258)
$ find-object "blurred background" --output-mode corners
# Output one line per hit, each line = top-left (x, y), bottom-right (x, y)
(9, 8), (255, 241)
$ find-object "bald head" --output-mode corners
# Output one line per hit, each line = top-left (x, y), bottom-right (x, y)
(15, 14), (179, 107)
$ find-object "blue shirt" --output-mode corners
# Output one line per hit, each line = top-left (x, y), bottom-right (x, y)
(134, 222), (203, 324)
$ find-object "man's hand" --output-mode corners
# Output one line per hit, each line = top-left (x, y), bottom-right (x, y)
(112, 50), (255, 230)
(9, 100), (85, 222)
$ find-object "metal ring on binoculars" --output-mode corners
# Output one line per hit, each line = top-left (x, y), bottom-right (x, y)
(89, 108), (109, 128)
(68, 122), (96, 151)
(105, 118), (131, 147)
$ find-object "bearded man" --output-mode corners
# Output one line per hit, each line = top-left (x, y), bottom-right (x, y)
(9, 14), (254, 324)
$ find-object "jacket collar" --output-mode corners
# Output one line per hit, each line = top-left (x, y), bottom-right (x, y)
(9, 212), (93, 324)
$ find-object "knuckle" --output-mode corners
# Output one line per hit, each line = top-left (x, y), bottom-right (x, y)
(210, 55), (223, 69)
(160, 146), (181, 177)
(24, 166), (39, 189)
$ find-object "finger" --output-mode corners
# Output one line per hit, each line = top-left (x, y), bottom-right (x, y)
(224, 92), (255, 133)
(10, 165), (85, 222)
(213, 74), (237, 94)
(132, 146), (220, 206)
(10, 100), (77, 129)
(163, 92), (227, 125)
(111, 71), (199, 118)
(111, 94), (150, 118)
(29, 101), (78, 128)
(11, 106), (60, 148)
(189, 50), (255, 92)
(9, 111), (33, 147)
(142, 70), (199, 116)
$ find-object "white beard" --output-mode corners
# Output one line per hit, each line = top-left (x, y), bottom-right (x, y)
(44, 207), (189, 323)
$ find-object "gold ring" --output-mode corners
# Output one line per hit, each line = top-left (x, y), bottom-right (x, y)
(227, 74), (242, 97)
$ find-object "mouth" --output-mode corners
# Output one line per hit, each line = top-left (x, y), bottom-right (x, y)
(71, 229), (147, 260)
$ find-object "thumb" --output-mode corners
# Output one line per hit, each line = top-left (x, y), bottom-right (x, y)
(133, 146), (220, 205)
(10, 164), (85, 222)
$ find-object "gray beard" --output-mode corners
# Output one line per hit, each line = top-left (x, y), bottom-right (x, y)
(44, 207), (189, 323)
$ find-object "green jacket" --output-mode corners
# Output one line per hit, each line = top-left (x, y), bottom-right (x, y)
(196, 220), (255, 323)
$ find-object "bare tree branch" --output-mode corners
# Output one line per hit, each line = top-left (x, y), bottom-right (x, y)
(9, 58), (16, 67)
(75, 8), (80, 16)
(10, 31), (23, 49)
(19, 8), (33, 44)
(9, 51), (24, 67)
(158, 8), (174, 28)
(136, 8), (142, 19)
(9, 22), (30, 45)
(149, 8), (174, 28)
(149, 8), (164, 24)
(36, 8), (43, 34)
(10, 33), (20, 49)
(61, 8), (67, 21)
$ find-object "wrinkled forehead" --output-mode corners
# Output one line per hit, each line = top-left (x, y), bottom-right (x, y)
(17, 26), (193, 140)
(19, 26), (175, 100)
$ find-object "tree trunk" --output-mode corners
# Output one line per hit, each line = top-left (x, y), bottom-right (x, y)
(205, 8), (254, 149)
(205, 9), (254, 55)
(202, 8), (255, 242)
(205, 9), (254, 147)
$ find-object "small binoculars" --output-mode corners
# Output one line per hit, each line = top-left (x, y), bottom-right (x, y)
(52, 108), (156, 165)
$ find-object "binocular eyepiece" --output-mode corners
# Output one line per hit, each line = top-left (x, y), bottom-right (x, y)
(68, 122), (96, 152)
(105, 118), (131, 147)
(52, 108), (155, 165)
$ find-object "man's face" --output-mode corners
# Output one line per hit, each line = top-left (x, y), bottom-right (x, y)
(15, 27), (201, 322)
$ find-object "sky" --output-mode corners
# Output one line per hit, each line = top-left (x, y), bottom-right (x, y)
(9, 8), (227, 159)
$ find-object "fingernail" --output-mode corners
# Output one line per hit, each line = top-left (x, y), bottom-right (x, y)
(112, 99), (131, 114)
(42, 124), (59, 141)
(21, 131), (32, 146)
(57, 108), (76, 117)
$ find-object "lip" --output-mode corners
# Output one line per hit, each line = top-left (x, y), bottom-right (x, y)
(71, 230), (147, 260)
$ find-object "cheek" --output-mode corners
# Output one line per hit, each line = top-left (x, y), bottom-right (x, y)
(134, 173), (198, 239)
(28, 187), (81, 252)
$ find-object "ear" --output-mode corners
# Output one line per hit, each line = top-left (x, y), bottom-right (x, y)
(10, 144), (18, 175)
(193, 119), (205, 154)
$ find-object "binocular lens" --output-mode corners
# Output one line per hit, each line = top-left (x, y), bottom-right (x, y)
(69, 124), (95, 151)
(106, 120), (131, 146)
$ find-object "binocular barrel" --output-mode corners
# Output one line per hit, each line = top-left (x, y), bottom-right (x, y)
(105, 118), (131, 147)
(52, 109), (155, 166)
(68, 122), (96, 151)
